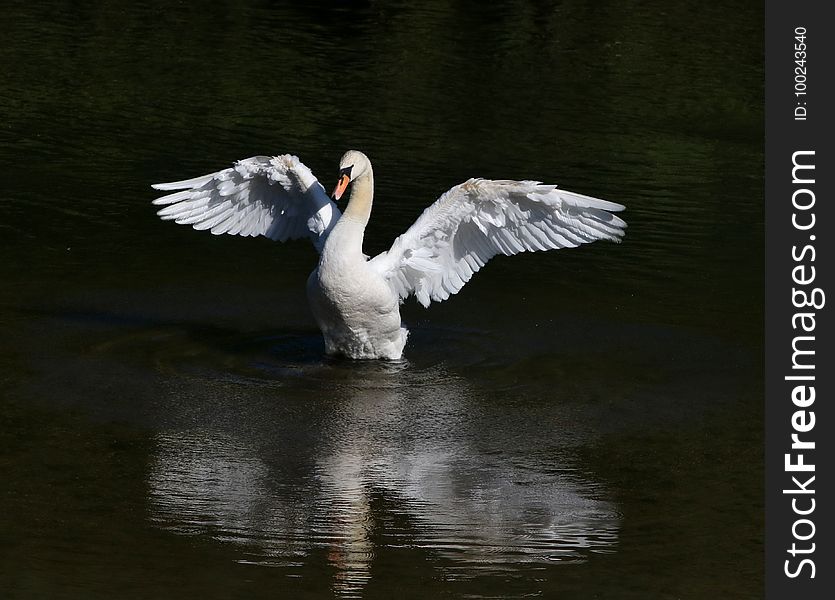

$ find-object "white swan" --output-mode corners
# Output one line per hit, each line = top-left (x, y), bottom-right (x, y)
(152, 150), (626, 359)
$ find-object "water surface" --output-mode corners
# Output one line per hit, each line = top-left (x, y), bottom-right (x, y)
(1, 1), (762, 598)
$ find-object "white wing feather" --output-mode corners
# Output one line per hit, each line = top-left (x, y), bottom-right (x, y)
(152, 155), (340, 253)
(368, 179), (626, 307)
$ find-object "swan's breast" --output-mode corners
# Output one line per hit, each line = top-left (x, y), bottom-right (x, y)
(312, 259), (395, 316)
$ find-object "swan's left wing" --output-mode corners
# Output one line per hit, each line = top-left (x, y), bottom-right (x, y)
(368, 179), (626, 307)
(152, 155), (340, 253)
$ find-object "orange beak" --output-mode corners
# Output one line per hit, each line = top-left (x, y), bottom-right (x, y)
(332, 173), (351, 201)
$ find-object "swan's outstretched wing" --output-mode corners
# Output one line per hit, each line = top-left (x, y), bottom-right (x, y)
(368, 179), (626, 307)
(152, 155), (340, 253)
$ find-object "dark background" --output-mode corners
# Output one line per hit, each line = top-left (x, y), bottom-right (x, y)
(1, 1), (763, 598)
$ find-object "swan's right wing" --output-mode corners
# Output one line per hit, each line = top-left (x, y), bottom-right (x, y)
(368, 179), (626, 307)
(152, 155), (340, 253)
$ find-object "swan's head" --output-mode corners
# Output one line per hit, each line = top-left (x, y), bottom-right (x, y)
(331, 150), (371, 201)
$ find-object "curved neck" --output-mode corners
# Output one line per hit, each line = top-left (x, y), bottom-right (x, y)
(342, 167), (374, 227)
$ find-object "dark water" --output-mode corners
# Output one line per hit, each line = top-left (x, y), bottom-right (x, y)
(1, 1), (763, 598)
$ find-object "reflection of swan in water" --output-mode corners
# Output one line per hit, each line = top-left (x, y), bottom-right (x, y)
(147, 365), (619, 596)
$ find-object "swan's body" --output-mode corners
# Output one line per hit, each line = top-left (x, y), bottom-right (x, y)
(307, 201), (407, 359)
(153, 150), (626, 360)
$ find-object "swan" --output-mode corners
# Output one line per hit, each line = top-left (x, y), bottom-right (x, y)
(152, 150), (626, 360)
